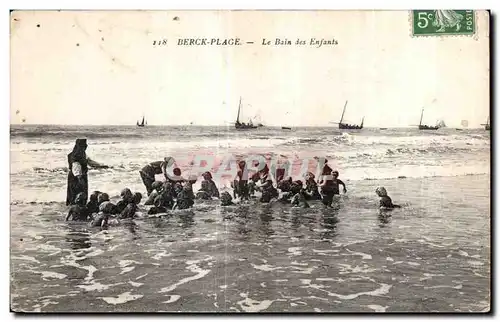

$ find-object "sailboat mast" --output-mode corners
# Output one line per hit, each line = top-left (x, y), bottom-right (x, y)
(360, 116), (365, 127)
(236, 97), (242, 122)
(339, 100), (348, 124)
(419, 108), (424, 126)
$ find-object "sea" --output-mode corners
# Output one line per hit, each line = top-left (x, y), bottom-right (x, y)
(10, 125), (491, 312)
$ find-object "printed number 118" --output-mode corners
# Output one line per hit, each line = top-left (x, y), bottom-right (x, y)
(153, 40), (168, 46)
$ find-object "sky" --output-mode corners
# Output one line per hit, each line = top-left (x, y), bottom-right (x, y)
(10, 10), (490, 127)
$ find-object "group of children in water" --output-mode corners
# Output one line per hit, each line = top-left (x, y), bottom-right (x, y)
(66, 158), (400, 228)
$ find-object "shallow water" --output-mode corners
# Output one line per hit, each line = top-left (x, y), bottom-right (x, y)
(10, 125), (490, 312)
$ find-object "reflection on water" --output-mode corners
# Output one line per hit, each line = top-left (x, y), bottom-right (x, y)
(65, 226), (91, 250)
(320, 209), (339, 241)
(258, 207), (274, 239)
(378, 210), (393, 227)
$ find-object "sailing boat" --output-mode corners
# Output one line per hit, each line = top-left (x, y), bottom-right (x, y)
(137, 115), (146, 127)
(481, 116), (490, 131)
(235, 97), (258, 130)
(418, 108), (440, 130)
(336, 101), (364, 129)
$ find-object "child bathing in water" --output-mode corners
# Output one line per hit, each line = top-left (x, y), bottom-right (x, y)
(66, 192), (90, 221)
(376, 187), (401, 209)
(220, 191), (234, 206)
(90, 201), (114, 228)
(196, 172), (220, 199)
(291, 189), (310, 208)
(86, 191), (100, 215)
(119, 192), (143, 219)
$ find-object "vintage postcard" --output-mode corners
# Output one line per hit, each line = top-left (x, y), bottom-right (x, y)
(10, 10), (490, 313)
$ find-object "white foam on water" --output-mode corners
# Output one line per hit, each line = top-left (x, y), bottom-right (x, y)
(367, 304), (388, 312)
(468, 261), (484, 266)
(292, 266), (315, 274)
(120, 266), (135, 275)
(260, 282), (266, 288)
(77, 281), (124, 292)
(100, 291), (144, 305)
(312, 249), (339, 255)
(345, 249), (372, 260)
(302, 279), (392, 300)
(288, 247), (302, 256)
(29, 270), (67, 280)
(314, 308), (321, 312)
(251, 263), (283, 272)
(108, 244), (120, 251)
(273, 279), (289, 283)
(473, 270), (487, 278)
(386, 257), (394, 262)
(337, 263), (377, 275)
(424, 284), (463, 290)
(159, 256), (212, 293)
(187, 250), (200, 253)
(12, 255), (40, 263)
(163, 295), (181, 304)
(291, 261), (309, 266)
(237, 295), (275, 312)
(25, 231), (44, 240)
(119, 260), (142, 267)
(128, 281), (143, 287)
(37, 244), (62, 256)
(423, 273), (445, 277)
(136, 273), (148, 280)
(407, 262), (421, 266)
(31, 299), (59, 312)
(60, 252), (98, 282)
(220, 285), (228, 289)
(316, 278), (344, 282)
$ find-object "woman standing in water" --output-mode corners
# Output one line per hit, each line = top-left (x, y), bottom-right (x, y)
(66, 139), (108, 206)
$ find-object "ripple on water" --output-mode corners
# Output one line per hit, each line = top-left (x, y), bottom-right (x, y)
(237, 293), (275, 312)
(100, 291), (144, 305)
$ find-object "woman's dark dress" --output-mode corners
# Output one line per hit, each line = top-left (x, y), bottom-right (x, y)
(66, 151), (88, 206)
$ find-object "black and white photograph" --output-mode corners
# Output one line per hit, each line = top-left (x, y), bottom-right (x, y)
(9, 10), (491, 313)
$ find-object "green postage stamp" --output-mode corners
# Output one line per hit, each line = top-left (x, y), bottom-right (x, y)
(412, 10), (475, 36)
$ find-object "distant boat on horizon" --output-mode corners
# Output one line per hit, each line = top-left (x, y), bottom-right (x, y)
(235, 97), (258, 130)
(281, 126), (292, 130)
(418, 108), (440, 130)
(137, 115), (146, 127)
(481, 116), (490, 131)
(333, 101), (364, 130)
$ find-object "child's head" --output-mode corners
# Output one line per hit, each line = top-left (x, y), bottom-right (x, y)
(305, 172), (315, 181)
(221, 191), (233, 202)
(332, 171), (339, 178)
(75, 192), (86, 206)
(89, 191), (100, 202)
(173, 167), (182, 177)
(120, 188), (133, 200)
(98, 192), (110, 204)
(202, 171), (213, 181)
(152, 181), (163, 192)
(133, 192), (142, 204)
(99, 201), (114, 214)
(375, 186), (388, 197)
